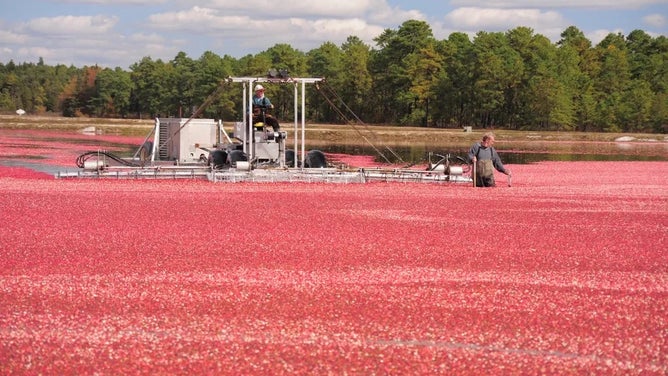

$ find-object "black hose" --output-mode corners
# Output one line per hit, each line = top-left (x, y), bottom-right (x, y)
(76, 151), (142, 168)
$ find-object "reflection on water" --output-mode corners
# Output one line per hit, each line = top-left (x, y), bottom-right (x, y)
(1, 159), (68, 174)
(498, 152), (664, 164)
(318, 142), (668, 164)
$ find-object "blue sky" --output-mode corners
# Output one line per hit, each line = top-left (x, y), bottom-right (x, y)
(1, 0), (666, 69)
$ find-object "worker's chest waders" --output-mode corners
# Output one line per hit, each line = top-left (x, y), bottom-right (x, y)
(476, 159), (495, 187)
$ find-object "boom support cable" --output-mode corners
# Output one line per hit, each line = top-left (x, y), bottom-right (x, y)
(315, 81), (405, 165)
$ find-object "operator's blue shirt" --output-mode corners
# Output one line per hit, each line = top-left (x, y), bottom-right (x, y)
(252, 95), (271, 107)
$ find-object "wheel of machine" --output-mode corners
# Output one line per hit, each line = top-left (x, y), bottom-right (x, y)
(227, 150), (248, 164)
(208, 150), (228, 169)
(304, 150), (326, 168)
(285, 149), (296, 167)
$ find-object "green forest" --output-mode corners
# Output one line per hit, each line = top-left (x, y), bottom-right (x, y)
(1, 21), (666, 133)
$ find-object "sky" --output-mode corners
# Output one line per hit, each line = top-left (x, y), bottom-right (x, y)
(1, 0), (667, 69)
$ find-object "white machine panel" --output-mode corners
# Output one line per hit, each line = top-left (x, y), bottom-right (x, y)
(157, 118), (218, 163)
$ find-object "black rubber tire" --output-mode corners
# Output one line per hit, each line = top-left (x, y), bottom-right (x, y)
(285, 149), (296, 167)
(304, 150), (326, 168)
(227, 149), (248, 164)
(208, 150), (228, 169)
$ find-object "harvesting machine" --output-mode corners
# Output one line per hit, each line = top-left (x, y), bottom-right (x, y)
(57, 73), (473, 184)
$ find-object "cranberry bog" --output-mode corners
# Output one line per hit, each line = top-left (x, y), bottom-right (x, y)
(1, 128), (667, 374)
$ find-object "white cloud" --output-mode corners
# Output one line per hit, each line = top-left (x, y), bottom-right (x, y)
(3, 18), (167, 67)
(434, 7), (575, 43)
(444, 7), (565, 30)
(198, 0), (374, 18)
(146, 6), (386, 53)
(16, 46), (55, 61)
(142, 0), (430, 54)
(586, 28), (625, 45)
(0, 29), (28, 44)
(0, 47), (16, 63)
(290, 18), (385, 44)
(148, 6), (222, 27)
(148, 7), (278, 34)
(128, 32), (168, 44)
(643, 13), (667, 28)
(364, 0), (426, 24)
(23, 15), (118, 36)
(450, 0), (667, 9)
(185, 0), (424, 25)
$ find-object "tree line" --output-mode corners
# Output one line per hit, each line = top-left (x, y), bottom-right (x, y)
(1, 21), (666, 133)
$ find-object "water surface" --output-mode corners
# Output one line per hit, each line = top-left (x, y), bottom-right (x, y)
(320, 141), (668, 164)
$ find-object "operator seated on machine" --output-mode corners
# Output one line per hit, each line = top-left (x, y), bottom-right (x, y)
(252, 84), (280, 132)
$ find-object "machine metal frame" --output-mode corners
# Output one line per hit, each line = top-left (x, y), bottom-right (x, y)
(227, 76), (323, 168)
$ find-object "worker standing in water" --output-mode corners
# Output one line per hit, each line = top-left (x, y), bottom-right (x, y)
(468, 132), (511, 187)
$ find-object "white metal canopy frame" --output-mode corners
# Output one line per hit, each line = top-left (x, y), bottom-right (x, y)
(226, 76), (324, 168)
